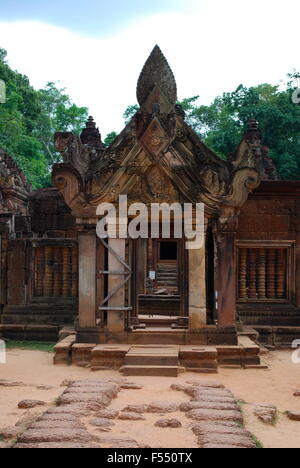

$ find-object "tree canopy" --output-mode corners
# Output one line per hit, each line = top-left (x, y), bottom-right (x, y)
(122, 74), (300, 180)
(0, 48), (88, 188)
(0, 47), (300, 186)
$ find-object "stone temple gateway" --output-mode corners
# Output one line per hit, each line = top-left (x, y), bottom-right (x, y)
(1, 46), (300, 374)
(52, 45), (264, 346)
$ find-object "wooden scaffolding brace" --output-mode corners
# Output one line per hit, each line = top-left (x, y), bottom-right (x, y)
(98, 238), (132, 328)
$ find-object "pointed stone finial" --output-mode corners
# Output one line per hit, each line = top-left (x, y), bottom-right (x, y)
(86, 116), (96, 128)
(80, 116), (105, 150)
(247, 117), (259, 131)
(244, 117), (261, 142)
(137, 45), (177, 108)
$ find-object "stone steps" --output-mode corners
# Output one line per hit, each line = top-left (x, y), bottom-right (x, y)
(156, 272), (177, 278)
(157, 269), (177, 274)
(157, 281), (177, 286)
(138, 294), (180, 317)
(157, 274), (177, 279)
(121, 346), (180, 376)
(157, 276), (177, 280)
(156, 264), (178, 289)
(122, 365), (179, 377)
(52, 334), (263, 372)
(179, 347), (218, 373)
(125, 354), (179, 366)
(157, 263), (177, 273)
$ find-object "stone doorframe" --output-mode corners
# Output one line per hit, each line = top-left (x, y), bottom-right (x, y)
(75, 208), (239, 343)
(134, 237), (189, 318)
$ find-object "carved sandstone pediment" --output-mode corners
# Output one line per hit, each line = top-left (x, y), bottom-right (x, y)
(52, 46), (262, 220)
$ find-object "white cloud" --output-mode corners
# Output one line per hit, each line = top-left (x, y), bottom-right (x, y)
(0, 0), (299, 137)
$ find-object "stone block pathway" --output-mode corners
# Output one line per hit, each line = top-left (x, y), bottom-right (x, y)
(171, 381), (256, 448)
(1, 378), (257, 449)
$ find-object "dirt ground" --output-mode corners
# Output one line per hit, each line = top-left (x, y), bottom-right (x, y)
(0, 348), (300, 448)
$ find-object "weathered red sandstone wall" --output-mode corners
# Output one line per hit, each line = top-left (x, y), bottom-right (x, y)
(30, 188), (77, 237)
(238, 199), (298, 241)
(0, 188), (78, 341)
(237, 181), (300, 309)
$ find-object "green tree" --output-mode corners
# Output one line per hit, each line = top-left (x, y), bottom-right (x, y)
(193, 81), (300, 179)
(104, 131), (118, 147)
(35, 82), (88, 168)
(121, 77), (300, 180)
(123, 104), (139, 124)
(0, 49), (88, 188)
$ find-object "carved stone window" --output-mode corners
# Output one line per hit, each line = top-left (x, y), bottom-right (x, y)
(236, 241), (295, 303)
(33, 242), (78, 298)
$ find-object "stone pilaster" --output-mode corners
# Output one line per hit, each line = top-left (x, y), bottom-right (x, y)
(188, 219), (207, 329)
(78, 231), (96, 329)
(215, 207), (239, 328)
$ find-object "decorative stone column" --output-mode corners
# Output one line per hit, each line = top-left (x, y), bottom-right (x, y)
(215, 207), (239, 327)
(78, 231), (97, 338)
(188, 219), (207, 329)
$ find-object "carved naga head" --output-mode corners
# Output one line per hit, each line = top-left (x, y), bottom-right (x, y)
(54, 132), (73, 155)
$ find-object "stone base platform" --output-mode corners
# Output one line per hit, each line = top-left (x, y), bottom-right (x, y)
(251, 326), (300, 348)
(76, 325), (238, 346)
(0, 324), (61, 342)
(0, 298), (77, 342)
(53, 335), (262, 374)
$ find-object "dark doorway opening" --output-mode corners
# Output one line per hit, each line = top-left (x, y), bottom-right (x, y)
(159, 241), (178, 262)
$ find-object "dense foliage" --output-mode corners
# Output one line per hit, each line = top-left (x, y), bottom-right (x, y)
(104, 131), (118, 147)
(1, 47), (300, 186)
(123, 74), (300, 180)
(0, 48), (88, 188)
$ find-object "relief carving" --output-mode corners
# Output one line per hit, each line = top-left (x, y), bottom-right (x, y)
(52, 46), (264, 219)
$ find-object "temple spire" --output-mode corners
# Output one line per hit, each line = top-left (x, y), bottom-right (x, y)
(136, 45), (177, 108)
(247, 117), (259, 132)
(243, 117), (262, 143)
(80, 116), (105, 151)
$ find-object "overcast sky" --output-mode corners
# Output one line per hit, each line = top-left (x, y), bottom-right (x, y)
(0, 0), (299, 137)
